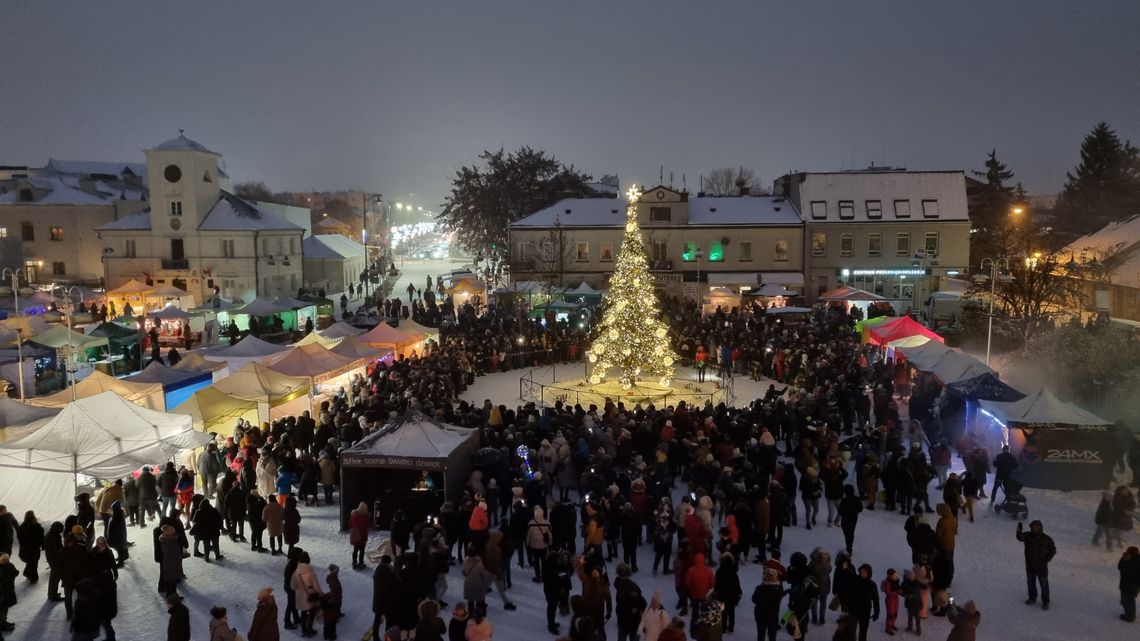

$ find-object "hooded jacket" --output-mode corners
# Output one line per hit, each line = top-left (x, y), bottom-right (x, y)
(526, 508), (551, 549)
(462, 556), (494, 602)
(935, 504), (957, 552)
(684, 554), (715, 600)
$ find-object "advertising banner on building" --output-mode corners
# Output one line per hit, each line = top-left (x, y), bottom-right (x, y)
(1008, 424), (1120, 491)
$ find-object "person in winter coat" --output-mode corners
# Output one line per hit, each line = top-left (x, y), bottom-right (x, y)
(653, 500), (676, 574)
(1111, 486), (1137, 550)
(156, 525), (183, 595)
(139, 467), (160, 527)
(107, 502), (129, 565)
(263, 497), (285, 555)
(684, 552), (714, 621)
(248, 587), (280, 641)
(464, 605), (493, 641)
(1093, 491), (1114, 550)
(714, 553), (742, 632)
(166, 592), (191, 641)
(751, 566), (785, 641)
(194, 500), (224, 562)
(247, 489), (268, 553)
(526, 507), (552, 581)
(1117, 546), (1140, 622)
(158, 462), (178, 517)
(348, 502), (372, 569)
(75, 493), (96, 544)
(542, 549), (573, 634)
(283, 496), (302, 553)
(58, 532), (89, 618)
(832, 551), (856, 614)
(578, 556), (613, 628)
(16, 511), (43, 583)
(638, 591), (670, 641)
(847, 564), (880, 641)
(468, 502), (490, 553)
(658, 616), (688, 641)
(449, 605), (469, 641)
(224, 484), (247, 542)
(290, 551), (323, 637)
(808, 547), (832, 625)
(208, 605), (240, 641)
(880, 568), (900, 635)
(837, 485), (864, 554)
(785, 552), (817, 639)
(945, 600), (980, 641)
(615, 564), (647, 641)
(959, 470), (980, 523)
(462, 551), (494, 612)
(70, 578), (102, 641)
(1015, 520), (1056, 609)
(44, 521), (64, 600)
(371, 555), (397, 640)
(935, 503), (957, 562)
(0, 554), (16, 633)
(900, 570), (923, 634)
(416, 599), (447, 641)
(620, 504), (642, 573)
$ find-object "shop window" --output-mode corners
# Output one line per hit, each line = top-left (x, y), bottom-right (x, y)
(896, 232), (911, 256)
(840, 233), (853, 256)
(812, 232), (827, 257)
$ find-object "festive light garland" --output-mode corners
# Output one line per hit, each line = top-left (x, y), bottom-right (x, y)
(585, 186), (678, 389)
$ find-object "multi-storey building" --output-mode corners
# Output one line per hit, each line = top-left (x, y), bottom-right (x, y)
(509, 185), (805, 298)
(0, 160), (148, 284)
(776, 169), (971, 306)
(98, 134), (307, 304)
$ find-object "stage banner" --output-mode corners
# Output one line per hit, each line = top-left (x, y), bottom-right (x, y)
(1008, 424), (1119, 491)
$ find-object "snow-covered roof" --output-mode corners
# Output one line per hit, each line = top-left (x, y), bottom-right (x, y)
(303, 234), (365, 260)
(198, 192), (305, 231)
(512, 195), (801, 228)
(151, 133), (219, 155)
(97, 209), (152, 231)
(0, 176), (115, 206)
(1060, 215), (1140, 288)
(45, 159), (146, 180)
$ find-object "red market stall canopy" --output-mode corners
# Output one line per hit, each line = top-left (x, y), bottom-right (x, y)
(818, 286), (884, 302)
(980, 388), (1116, 491)
(865, 316), (945, 347)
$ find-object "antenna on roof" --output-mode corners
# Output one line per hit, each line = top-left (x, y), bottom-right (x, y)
(682, 174), (687, 192)
(659, 165), (664, 184)
(669, 172), (674, 188)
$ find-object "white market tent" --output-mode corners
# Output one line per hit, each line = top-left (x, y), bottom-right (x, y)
(397, 319), (439, 342)
(231, 297), (290, 316)
(28, 370), (165, 411)
(0, 397), (60, 443)
(358, 322), (421, 355)
(269, 343), (364, 384)
(980, 388), (1110, 427)
(209, 361), (311, 423)
(321, 322), (366, 339)
(0, 391), (210, 519)
(149, 305), (194, 321)
(294, 330), (344, 349)
(330, 335), (390, 361)
(201, 334), (292, 372)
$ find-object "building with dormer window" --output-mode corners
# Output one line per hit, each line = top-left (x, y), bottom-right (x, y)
(97, 134), (308, 304)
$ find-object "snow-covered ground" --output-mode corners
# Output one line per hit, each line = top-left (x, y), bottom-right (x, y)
(9, 368), (1135, 641)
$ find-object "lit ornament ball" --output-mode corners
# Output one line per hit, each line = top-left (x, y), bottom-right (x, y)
(588, 353), (598, 363)
(655, 327), (667, 338)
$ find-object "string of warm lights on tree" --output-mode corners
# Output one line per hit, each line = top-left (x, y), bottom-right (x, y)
(586, 186), (678, 389)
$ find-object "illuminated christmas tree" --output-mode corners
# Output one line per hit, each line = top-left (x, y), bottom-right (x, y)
(586, 186), (678, 388)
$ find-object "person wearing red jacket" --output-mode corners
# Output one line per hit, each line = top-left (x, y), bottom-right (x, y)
(684, 553), (714, 626)
(348, 502), (372, 569)
(684, 513), (709, 558)
(468, 501), (490, 552)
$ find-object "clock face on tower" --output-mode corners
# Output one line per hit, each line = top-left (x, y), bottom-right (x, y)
(170, 218), (182, 230)
(164, 164), (182, 183)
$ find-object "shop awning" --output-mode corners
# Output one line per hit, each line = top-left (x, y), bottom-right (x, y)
(865, 316), (944, 347)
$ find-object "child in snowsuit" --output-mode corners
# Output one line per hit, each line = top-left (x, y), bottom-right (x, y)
(901, 570), (923, 635)
(881, 568), (900, 635)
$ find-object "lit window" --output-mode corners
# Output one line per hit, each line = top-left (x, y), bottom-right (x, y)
(922, 199), (940, 218)
(896, 232), (911, 256)
(866, 200), (882, 219)
(774, 240), (789, 262)
(49, 226), (64, 241)
(738, 241), (753, 262)
(708, 242), (724, 262)
(925, 232), (940, 255)
(810, 201), (828, 220)
(576, 242), (589, 262)
(838, 201), (854, 220)
(893, 200), (911, 218)
(840, 233), (853, 256)
(868, 233), (881, 257)
(0, 227), (6, 238)
(812, 232), (827, 257)
(599, 242), (613, 262)
(682, 241), (698, 262)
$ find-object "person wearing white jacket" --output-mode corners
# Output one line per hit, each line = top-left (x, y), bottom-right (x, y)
(526, 507), (552, 582)
(289, 551), (323, 637)
(638, 591), (671, 641)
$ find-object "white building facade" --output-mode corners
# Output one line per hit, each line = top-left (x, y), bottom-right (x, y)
(98, 134), (305, 304)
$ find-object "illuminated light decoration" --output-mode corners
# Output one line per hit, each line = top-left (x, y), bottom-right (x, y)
(517, 444), (536, 479)
(585, 186), (678, 387)
(846, 268), (930, 276)
(708, 242), (724, 262)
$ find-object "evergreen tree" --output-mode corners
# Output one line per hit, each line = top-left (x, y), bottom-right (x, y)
(1054, 122), (1140, 235)
(586, 187), (678, 389)
(969, 150), (1017, 259)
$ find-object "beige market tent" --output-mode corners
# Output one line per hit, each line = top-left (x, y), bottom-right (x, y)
(171, 387), (260, 432)
(398, 319), (439, 343)
(294, 329), (344, 349)
(28, 370), (165, 411)
(0, 397), (60, 443)
(105, 279), (154, 314)
(269, 343), (364, 384)
(330, 335), (390, 361)
(358, 323), (421, 355)
(208, 361), (311, 423)
(28, 324), (109, 350)
(170, 351), (228, 374)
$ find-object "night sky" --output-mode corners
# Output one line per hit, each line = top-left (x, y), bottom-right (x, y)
(3, 1), (1137, 207)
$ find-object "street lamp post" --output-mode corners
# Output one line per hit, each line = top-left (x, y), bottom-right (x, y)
(1, 268), (31, 401)
(979, 257), (1010, 366)
(54, 285), (85, 401)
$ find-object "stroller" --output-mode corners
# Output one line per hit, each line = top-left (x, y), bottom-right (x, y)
(993, 478), (1029, 520)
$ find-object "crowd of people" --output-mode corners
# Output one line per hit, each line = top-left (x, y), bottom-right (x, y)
(0, 291), (1137, 641)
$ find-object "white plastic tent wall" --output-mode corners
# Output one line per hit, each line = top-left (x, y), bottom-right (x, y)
(0, 391), (210, 519)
